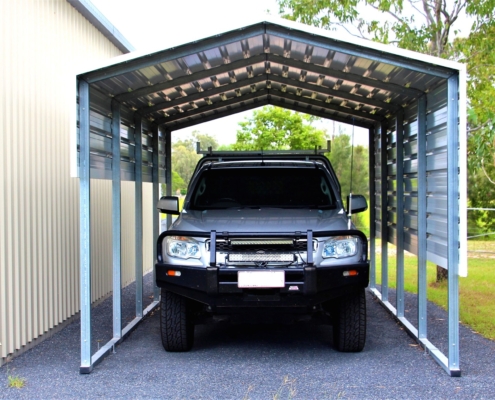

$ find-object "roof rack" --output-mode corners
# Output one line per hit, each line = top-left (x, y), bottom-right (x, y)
(196, 140), (331, 156)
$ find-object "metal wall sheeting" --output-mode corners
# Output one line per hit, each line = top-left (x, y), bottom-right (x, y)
(81, 101), (163, 182)
(0, 0), (153, 362)
(370, 77), (462, 374)
(374, 82), (452, 268)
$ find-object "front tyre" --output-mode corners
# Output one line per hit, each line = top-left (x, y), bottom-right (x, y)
(160, 288), (194, 352)
(332, 288), (366, 352)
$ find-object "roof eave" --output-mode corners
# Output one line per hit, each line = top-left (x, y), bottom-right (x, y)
(67, 0), (135, 54)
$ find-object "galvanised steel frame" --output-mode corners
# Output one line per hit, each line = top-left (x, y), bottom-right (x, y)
(76, 18), (466, 376)
(78, 94), (161, 374)
(368, 77), (461, 376)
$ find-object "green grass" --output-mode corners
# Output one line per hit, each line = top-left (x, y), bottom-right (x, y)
(374, 245), (495, 341)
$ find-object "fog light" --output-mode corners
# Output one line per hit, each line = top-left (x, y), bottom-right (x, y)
(167, 270), (182, 277)
(343, 270), (358, 277)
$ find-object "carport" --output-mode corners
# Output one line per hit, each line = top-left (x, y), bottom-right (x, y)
(74, 17), (466, 376)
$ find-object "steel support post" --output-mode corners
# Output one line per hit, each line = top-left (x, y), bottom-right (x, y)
(152, 125), (160, 300)
(111, 100), (122, 340)
(447, 75), (461, 375)
(417, 95), (427, 339)
(79, 79), (92, 374)
(395, 111), (405, 317)
(369, 126), (376, 289)
(380, 121), (389, 301)
(134, 116), (143, 318)
(164, 129), (172, 229)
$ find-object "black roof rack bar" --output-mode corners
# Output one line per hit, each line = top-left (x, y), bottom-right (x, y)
(196, 140), (331, 156)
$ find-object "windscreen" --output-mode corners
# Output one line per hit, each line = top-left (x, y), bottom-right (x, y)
(189, 167), (336, 210)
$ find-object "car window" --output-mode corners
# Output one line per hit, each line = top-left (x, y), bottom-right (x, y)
(189, 167), (336, 209)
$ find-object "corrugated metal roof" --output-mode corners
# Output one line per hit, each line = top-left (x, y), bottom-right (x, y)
(77, 18), (463, 132)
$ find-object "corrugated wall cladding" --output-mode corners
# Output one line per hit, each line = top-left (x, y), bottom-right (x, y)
(0, 0), (153, 360)
(374, 82), (451, 267)
(83, 92), (165, 183)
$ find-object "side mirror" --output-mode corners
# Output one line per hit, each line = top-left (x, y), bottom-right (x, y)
(157, 196), (180, 215)
(346, 195), (368, 214)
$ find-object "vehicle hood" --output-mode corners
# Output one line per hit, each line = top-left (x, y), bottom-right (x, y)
(171, 208), (350, 235)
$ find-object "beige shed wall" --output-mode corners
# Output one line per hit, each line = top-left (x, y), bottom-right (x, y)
(0, 0), (154, 361)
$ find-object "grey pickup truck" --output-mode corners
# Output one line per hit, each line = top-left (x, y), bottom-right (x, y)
(155, 148), (369, 353)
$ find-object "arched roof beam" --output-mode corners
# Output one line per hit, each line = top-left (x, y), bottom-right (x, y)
(269, 97), (373, 129)
(82, 24), (266, 83)
(116, 54), (267, 103)
(267, 89), (382, 122)
(155, 90), (268, 125)
(142, 75), (382, 123)
(265, 23), (454, 78)
(156, 82), (382, 127)
(269, 75), (395, 113)
(266, 54), (423, 97)
(164, 101), (265, 132)
(139, 74), (267, 116)
(163, 95), (373, 132)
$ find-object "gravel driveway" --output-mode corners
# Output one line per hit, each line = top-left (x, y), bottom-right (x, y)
(1, 275), (495, 399)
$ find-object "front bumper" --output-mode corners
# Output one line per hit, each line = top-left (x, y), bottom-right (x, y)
(155, 262), (369, 310)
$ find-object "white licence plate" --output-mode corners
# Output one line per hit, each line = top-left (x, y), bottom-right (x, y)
(237, 270), (285, 288)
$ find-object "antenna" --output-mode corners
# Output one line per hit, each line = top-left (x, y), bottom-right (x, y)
(348, 119), (355, 229)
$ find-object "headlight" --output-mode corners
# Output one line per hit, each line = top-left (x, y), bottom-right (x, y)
(322, 236), (359, 259)
(166, 236), (201, 259)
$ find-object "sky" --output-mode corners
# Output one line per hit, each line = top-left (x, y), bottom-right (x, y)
(87, 0), (382, 146)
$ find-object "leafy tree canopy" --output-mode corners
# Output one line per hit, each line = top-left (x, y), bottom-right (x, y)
(278, 0), (488, 57)
(233, 106), (328, 150)
(277, 0), (495, 171)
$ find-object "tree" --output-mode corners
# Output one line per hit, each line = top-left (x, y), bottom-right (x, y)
(233, 106), (328, 150)
(278, 0), (495, 169)
(328, 132), (370, 233)
(161, 171), (185, 197)
(329, 133), (369, 196)
(172, 131), (219, 188)
(467, 165), (495, 238)
(454, 14), (495, 172)
(172, 144), (200, 187)
(279, 1), (474, 56)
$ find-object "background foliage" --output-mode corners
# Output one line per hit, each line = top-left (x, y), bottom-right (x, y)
(233, 106), (327, 150)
